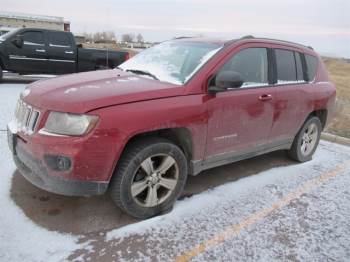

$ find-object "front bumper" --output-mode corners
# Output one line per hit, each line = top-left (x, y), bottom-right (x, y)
(7, 124), (109, 196)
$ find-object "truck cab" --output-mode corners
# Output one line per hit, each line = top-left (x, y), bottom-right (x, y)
(0, 28), (129, 79)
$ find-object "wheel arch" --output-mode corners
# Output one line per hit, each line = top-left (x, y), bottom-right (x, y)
(122, 127), (194, 162)
(308, 109), (328, 130)
(109, 127), (194, 182)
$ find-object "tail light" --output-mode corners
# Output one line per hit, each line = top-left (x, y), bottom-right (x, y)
(125, 52), (130, 61)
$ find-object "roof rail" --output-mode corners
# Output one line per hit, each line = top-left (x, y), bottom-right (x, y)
(236, 36), (313, 50)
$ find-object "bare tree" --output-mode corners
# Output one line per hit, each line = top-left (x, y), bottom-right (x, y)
(136, 33), (144, 43)
(121, 33), (135, 43)
(82, 32), (93, 42)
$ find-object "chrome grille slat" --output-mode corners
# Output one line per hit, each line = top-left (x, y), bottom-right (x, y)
(28, 111), (39, 131)
(14, 100), (40, 134)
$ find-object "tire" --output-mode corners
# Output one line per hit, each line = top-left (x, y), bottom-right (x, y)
(288, 116), (322, 162)
(109, 137), (188, 219)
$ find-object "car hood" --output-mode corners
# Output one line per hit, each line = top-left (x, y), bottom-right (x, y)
(23, 69), (183, 113)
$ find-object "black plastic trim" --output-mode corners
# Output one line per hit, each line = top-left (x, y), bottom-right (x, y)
(190, 139), (293, 176)
(13, 144), (108, 196)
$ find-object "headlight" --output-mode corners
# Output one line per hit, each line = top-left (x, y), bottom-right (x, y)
(42, 112), (99, 136)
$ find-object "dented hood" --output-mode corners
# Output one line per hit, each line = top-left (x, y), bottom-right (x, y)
(23, 69), (183, 113)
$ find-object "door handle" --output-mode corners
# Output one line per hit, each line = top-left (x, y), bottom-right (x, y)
(35, 49), (46, 53)
(65, 51), (74, 54)
(259, 94), (273, 101)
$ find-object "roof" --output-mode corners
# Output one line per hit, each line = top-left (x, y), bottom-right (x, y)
(0, 11), (64, 23)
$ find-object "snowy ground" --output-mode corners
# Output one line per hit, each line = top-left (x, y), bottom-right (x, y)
(0, 80), (350, 261)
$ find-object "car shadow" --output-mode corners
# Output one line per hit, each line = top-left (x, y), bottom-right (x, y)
(10, 150), (296, 235)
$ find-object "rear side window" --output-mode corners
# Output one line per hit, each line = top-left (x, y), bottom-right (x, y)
(305, 54), (318, 81)
(275, 49), (297, 83)
(221, 47), (268, 88)
(21, 31), (44, 46)
(49, 32), (72, 47)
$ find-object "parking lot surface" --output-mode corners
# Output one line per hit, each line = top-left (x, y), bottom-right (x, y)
(1, 80), (349, 261)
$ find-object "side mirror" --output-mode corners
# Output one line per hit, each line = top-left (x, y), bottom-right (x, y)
(208, 71), (244, 93)
(12, 36), (24, 48)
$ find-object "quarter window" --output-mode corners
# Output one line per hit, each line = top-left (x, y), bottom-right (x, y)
(21, 31), (44, 46)
(275, 49), (297, 83)
(220, 48), (268, 88)
(49, 32), (72, 47)
(295, 52), (304, 81)
(305, 54), (318, 81)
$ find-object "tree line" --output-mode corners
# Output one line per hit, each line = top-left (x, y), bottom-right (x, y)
(82, 31), (144, 43)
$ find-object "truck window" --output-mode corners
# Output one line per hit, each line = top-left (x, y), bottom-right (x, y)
(275, 49), (297, 84)
(305, 54), (318, 81)
(21, 31), (44, 46)
(220, 48), (268, 88)
(49, 32), (72, 47)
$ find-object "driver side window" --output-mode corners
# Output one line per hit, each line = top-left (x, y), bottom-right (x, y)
(220, 48), (268, 88)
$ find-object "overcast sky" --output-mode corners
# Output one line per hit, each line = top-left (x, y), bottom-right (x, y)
(2, 0), (350, 57)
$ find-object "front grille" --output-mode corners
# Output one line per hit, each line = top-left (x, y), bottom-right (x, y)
(15, 100), (40, 134)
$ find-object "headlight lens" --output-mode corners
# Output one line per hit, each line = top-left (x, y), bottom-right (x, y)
(43, 111), (99, 136)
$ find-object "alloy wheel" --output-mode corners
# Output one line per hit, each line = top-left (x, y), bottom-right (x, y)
(131, 154), (179, 207)
(300, 122), (318, 156)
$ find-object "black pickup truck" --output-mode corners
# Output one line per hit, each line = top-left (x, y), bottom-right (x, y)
(0, 28), (129, 80)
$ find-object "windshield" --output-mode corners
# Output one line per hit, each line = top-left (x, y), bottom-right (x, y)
(118, 41), (222, 85)
(0, 28), (19, 41)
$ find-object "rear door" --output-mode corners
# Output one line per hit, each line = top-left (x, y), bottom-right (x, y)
(205, 44), (275, 159)
(268, 47), (309, 142)
(7, 30), (48, 73)
(46, 31), (76, 74)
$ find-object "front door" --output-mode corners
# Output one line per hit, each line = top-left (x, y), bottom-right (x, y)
(205, 46), (275, 159)
(7, 30), (48, 73)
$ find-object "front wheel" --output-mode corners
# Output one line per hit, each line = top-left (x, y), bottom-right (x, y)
(288, 116), (322, 162)
(109, 138), (188, 219)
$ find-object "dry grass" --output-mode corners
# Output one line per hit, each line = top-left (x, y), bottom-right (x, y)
(323, 58), (350, 138)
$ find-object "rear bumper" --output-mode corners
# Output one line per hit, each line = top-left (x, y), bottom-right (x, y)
(13, 146), (108, 196)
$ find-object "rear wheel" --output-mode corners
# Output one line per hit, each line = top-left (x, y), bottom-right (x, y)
(288, 116), (322, 162)
(109, 138), (188, 219)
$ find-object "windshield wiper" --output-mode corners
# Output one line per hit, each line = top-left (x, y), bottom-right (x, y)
(126, 69), (159, 80)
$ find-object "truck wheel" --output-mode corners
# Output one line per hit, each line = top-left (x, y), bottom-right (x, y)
(288, 116), (322, 162)
(109, 137), (188, 219)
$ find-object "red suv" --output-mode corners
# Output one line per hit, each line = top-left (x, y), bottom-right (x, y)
(7, 36), (336, 219)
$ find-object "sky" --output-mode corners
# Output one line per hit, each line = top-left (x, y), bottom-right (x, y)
(1, 0), (350, 57)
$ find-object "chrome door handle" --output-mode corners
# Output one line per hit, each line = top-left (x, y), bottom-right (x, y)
(36, 49), (46, 53)
(259, 94), (273, 101)
(65, 51), (74, 54)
